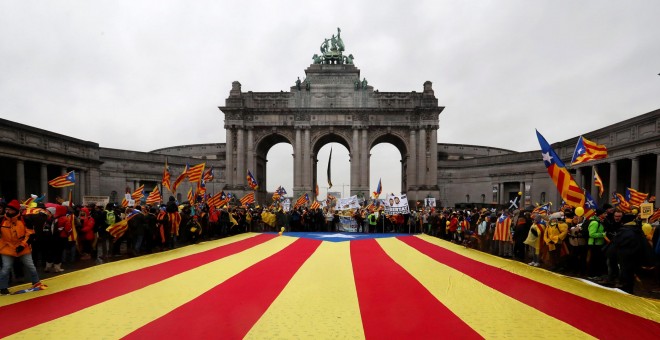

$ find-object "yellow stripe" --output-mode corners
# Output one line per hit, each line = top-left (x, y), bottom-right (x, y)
(0, 233), (259, 307)
(246, 241), (364, 339)
(378, 237), (594, 339)
(415, 234), (660, 322)
(8, 235), (296, 339)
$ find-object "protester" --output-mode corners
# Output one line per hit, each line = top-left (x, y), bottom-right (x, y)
(0, 199), (45, 295)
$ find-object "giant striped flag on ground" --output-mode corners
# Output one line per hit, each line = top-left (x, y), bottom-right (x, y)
(48, 171), (75, 188)
(1, 233), (657, 339)
(536, 130), (585, 208)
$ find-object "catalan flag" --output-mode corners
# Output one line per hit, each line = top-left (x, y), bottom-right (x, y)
(532, 203), (550, 216)
(48, 171), (76, 188)
(570, 136), (608, 165)
(310, 200), (320, 210)
(203, 166), (215, 182)
(131, 185), (145, 201)
(240, 192), (255, 206)
(294, 193), (309, 209)
(187, 187), (195, 204)
(372, 178), (382, 198)
(187, 163), (206, 183)
(536, 130), (585, 208)
(207, 192), (222, 208)
(162, 159), (171, 193)
(197, 180), (207, 196)
(327, 147), (333, 189)
(1, 234), (658, 338)
(583, 191), (598, 220)
(146, 186), (161, 206)
(593, 169), (604, 198)
(493, 214), (512, 241)
(625, 187), (648, 207)
(247, 170), (259, 190)
(612, 193), (632, 213)
(650, 208), (660, 223)
(106, 209), (141, 239)
(172, 164), (189, 193)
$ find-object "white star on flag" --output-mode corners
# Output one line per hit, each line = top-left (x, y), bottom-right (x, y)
(542, 152), (553, 164)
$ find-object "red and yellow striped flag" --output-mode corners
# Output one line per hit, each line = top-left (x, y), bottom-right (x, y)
(171, 164), (189, 193)
(162, 159), (171, 193)
(187, 163), (206, 183)
(537, 131), (585, 208)
(240, 192), (255, 206)
(131, 185), (145, 201)
(593, 170), (604, 198)
(310, 200), (320, 210)
(2, 234), (657, 339)
(146, 186), (161, 206)
(48, 171), (76, 188)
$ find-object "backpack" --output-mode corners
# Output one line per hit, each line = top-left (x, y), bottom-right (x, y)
(105, 210), (116, 226)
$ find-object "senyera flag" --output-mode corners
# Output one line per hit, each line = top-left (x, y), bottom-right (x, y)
(187, 163), (206, 183)
(171, 164), (189, 193)
(146, 186), (161, 206)
(1, 233), (657, 338)
(593, 169), (604, 198)
(48, 171), (75, 188)
(162, 159), (171, 193)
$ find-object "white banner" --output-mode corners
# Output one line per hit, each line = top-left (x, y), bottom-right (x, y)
(282, 199), (291, 212)
(336, 195), (360, 211)
(384, 193), (410, 215)
(337, 216), (358, 232)
(424, 197), (436, 207)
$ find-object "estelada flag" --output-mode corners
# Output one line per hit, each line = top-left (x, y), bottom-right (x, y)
(625, 187), (648, 207)
(294, 193), (309, 209)
(247, 170), (259, 190)
(493, 214), (512, 241)
(203, 167), (215, 182)
(2, 234), (657, 339)
(570, 136), (608, 165)
(536, 130), (585, 208)
(48, 171), (75, 188)
(131, 185), (145, 201)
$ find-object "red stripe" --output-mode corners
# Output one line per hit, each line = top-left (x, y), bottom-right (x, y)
(0, 234), (277, 338)
(125, 238), (321, 339)
(351, 239), (481, 339)
(399, 236), (660, 339)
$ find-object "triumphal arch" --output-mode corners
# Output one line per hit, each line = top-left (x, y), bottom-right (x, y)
(219, 28), (444, 202)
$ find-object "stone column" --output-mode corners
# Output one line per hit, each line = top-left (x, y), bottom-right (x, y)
(630, 156), (639, 189)
(655, 153), (660, 200)
(591, 165), (599, 200)
(79, 169), (86, 198)
(429, 127), (438, 187)
(361, 129), (368, 192)
(236, 128), (245, 188)
(498, 183), (503, 205)
(575, 167), (583, 188)
(247, 128), (254, 177)
(351, 127), (360, 188)
(16, 159), (25, 200)
(418, 128), (427, 187)
(60, 167), (68, 199)
(225, 128), (234, 186)
(609, 161), (617, 196)
(303, 128), (311, 190)
(294, 128), (302, 189)
(40, 163), (48, 198)
(408, 129), (417, 188)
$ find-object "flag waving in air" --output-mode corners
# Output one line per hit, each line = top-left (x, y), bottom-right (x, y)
(247, 170), (259, 190)
(240, 192), (255, 206)
(294, 193), (309, 209)
(571, 136), (608, 165)
(187, 163), (206, 183)
(162, 159), (171, 193)
(593, 169), (604, 198)
(327, 147), (333, 189)
(625, 187), (648, 206)
(372, 178), (382, 198)
(132, 185), (145, 201)
(172, 164), (189, 193)
(536, 130), (585, 208)
(48, 171), (76, 188)
(146, 186), (161, 206)
(203, 166), (215, 182)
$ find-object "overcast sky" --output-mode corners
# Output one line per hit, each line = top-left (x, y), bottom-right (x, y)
(1, 1), (659, 198)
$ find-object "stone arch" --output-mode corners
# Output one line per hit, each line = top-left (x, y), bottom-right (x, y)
(310, 130), (353, 198)
(368, 130), (409, 194)
(253, 131), (294, 202)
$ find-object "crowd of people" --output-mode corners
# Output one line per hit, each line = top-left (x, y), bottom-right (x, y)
(1, 195), (658, 297)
